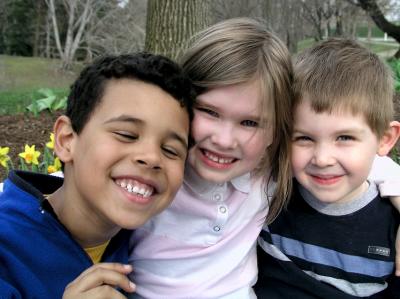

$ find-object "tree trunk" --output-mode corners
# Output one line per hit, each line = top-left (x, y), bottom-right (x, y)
(357, 0), (400, 55)
(145, 0), (211, 60)
(45, 8), (51, 58)
(33, 0), (45, 57)
(335, 8), (343, 36)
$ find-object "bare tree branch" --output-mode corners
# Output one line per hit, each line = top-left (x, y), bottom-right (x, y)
(357, 0), (400, 38)
(46, 0), (64, 60)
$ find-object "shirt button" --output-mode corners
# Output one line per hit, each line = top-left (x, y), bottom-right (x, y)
(214, 193), (222, 201)
(213, 226), (221, 232)
(219, 206), (227, 213)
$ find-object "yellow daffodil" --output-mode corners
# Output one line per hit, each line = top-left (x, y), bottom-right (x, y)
(0, 146), (10, 168)
(18, 145), (41, 165)
(47, 157), (62, 174)
(46, 133), (55, 150)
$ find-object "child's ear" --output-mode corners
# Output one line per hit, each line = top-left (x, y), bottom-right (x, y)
(377, 121), (400, 156)
(53, 115), (76, 163)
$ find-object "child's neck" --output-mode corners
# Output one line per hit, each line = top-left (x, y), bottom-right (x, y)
(47, 187), (116, 248)
(300, 181), (377, 216)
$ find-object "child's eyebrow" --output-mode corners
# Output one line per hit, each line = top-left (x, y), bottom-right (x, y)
(103, 115), (188, 149)
(104, 115), (143, 125)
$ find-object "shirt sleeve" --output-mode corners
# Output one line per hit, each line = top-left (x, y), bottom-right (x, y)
(0, 278), (22, 299)
(369, 155), (400, 196)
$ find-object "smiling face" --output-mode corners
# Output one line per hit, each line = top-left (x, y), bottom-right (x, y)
(188, 80), (272, 183)
(291, 100), (383, 204)
(61, 79), (189, 231)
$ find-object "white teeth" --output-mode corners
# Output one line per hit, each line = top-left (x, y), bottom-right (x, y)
(116, 179), (154, 198)
(204, 151), (234, 164)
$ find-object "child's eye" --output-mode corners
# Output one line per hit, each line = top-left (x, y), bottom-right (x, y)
(196, 107), (219, 117)
(337, 135), (355, 141)
(293, 135), (313, 142)
(114, 132), (138, 141)
(162, 147), (180, 159)
(241, 120), (258, 127)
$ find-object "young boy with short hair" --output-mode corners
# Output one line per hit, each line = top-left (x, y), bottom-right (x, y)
(0, 53), (195, 299)
(256, 38), (400, 298)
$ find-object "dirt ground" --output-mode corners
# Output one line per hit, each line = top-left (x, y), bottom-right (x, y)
(0, 93), (399, 182)
(0, 111), (61, 181)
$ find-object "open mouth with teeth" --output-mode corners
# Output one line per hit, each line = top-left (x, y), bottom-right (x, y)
(201, 149), (237, 165)
(115, 178), (155, 198)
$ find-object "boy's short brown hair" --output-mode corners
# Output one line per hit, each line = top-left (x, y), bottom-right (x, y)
(293, 38), (394, 138)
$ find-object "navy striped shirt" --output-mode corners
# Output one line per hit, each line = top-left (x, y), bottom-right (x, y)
(255, 180), (400, 298)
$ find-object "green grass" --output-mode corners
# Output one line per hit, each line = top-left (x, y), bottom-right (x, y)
(361, 41), (399, 53)
(391, 148), (400, 165)
(297, 38), (399, 58)
(355, 25), (385, 38)
(297, 38), (316, 53)
(0, 55), (80, 115)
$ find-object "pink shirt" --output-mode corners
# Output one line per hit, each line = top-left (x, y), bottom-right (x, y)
(128, 165), (269, 299)
(369, 156), (400, 196)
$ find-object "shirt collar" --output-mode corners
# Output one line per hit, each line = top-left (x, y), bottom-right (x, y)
(183, 163), (251, 199)
(299, 180), (378, 216)
(231, 172), (251, 193)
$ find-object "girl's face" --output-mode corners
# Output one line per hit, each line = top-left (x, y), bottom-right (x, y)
(188, 80), (273, 183)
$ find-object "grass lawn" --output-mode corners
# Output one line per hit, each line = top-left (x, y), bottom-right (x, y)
(297, 38), (399, 56)
(0, 55), (80, 114)
(361, 40), (399, 54)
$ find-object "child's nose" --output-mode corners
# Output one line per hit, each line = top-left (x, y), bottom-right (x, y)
(210, 123), (238, 149)
(311, 144), (335, 167)
(133, 143), (162, 170)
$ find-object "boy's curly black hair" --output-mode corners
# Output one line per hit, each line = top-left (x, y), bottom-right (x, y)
(66, 53), (195, 134)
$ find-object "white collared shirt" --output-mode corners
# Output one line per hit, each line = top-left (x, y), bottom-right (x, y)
(128, 165), (269, 299)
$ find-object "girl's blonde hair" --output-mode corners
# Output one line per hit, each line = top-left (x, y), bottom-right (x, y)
(181, 18), (293, 223)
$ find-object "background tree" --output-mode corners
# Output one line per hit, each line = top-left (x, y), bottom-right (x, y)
(45, 0), (103, 69)
(262, 0), (306, 53)
(351, 0), (400, 57)
(300, 0), (335, 41)
(2, 0), (399, 66)
(0, 0), (39, 56)
(84, 0), (146, 59)
(212, 0), (260, 22)
(145, 0), (211, 60)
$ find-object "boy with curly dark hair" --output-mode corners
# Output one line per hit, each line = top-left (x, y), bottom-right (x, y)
(0, 53), (195, 299)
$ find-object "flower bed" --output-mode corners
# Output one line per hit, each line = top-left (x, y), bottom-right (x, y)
(0, 111), (61, 181)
